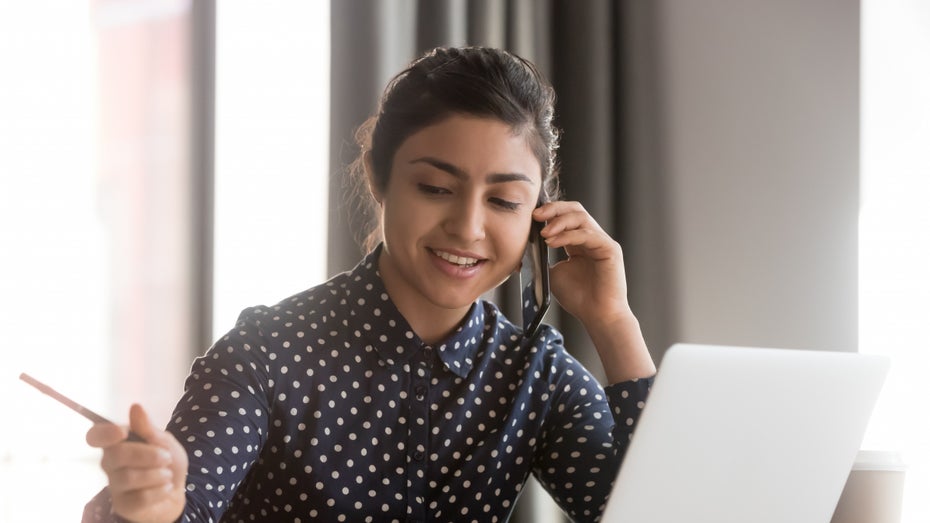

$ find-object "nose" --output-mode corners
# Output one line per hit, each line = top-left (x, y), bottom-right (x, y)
(443, 196), (486, 242)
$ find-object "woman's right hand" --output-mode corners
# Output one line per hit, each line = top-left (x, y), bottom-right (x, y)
(86, 404), (188, 523)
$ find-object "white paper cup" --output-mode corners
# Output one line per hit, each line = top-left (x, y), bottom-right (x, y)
(831, 450), (906, 523)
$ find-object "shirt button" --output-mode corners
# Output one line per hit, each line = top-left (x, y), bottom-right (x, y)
(413, 451), (424, 461)
(415, 385), (426, 400)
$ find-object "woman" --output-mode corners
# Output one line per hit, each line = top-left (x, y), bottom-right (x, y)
(84, 46), (656, 523)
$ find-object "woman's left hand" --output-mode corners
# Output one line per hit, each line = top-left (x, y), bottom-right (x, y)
(533, 201), (631, 326)
(533, 201), (656, 382)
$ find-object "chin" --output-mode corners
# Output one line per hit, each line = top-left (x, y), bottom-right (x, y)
(427, 292), (482, 311)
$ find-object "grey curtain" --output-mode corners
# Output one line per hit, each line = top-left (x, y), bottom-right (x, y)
(328, 1), (674, 519)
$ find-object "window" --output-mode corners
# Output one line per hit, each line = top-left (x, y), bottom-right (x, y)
(213, 1), (330, 337)
(1, 1), (196, 519)
(860, 1), (930, 522)
(0, 2), (329, 521)
(0, 3), (108, 518)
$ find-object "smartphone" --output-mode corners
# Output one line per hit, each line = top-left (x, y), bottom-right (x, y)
(19, 372), (144, 442)
(520, 219), (550, 338)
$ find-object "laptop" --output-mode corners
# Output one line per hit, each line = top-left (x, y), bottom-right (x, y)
(601, 343), (889, 523)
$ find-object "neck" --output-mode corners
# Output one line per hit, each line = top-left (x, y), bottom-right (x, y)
(408, 312), (465, 346)
(377, 252), (471, 345)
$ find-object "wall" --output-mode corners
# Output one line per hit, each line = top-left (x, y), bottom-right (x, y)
(651, 0), (860, 357)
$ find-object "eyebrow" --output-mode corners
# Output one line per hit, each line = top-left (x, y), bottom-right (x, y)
(409, 156), (534, 184)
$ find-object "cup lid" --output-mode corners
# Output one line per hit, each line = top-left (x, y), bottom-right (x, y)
(852, 450), (907, 472)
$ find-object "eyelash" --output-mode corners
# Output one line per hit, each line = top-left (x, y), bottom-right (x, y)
(489, 198), (520, 211)
(417, 184), (450, 196)
(416, 184), (521, 211)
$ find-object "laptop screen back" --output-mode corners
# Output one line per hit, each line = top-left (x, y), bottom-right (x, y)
(601, 344), (889, 523)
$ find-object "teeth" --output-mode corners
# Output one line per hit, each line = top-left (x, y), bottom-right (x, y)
(435, 250), (478, 267)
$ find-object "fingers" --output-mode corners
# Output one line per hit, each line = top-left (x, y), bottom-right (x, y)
(98, 433), (175, 500)
(86, 403), (156, 449)
(92, 404), (177, 494)
(545, 227), (610, 252)
(106, 460), (175, 497)
(99, 439), (173, 475)
(533, 201), (614, 253)
(129, 403), (189, 481)
(533, 200), (587, 226)
(86, 422), (129, 448)
(86, 404), (189, 522)
(111, 482), (176, 516)
(534, 201), (600, 235)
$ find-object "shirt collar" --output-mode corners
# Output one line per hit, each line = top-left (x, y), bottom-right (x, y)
(346, 245), (486, 378)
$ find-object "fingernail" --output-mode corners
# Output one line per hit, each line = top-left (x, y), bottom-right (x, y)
(157, 448), (172, 463)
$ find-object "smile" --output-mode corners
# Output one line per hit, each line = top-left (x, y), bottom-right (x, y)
(431, 249), (482, 267)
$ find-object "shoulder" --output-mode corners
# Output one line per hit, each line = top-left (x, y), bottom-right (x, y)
(476, 303), (607, 413)
(232, 266), (362, 332)
(198, 269), (366, 388)
(478, 301), (571, 366)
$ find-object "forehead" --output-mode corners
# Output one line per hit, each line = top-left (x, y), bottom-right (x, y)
(392, 114), (543, 184)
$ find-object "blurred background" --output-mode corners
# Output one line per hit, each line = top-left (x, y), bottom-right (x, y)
(0, 1), (926, 522)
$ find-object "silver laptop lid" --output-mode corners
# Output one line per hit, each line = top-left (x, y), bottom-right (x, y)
(602, 343), (889, 523)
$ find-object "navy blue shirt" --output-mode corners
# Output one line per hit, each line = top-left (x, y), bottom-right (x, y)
(85, 248), (652, 522)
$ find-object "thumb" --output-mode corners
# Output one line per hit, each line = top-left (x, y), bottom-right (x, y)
(128, 403), (161, 443)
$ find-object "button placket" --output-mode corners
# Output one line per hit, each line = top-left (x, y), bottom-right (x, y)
(406, 345), (432, 520)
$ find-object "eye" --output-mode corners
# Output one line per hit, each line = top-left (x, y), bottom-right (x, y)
(489, 197), (521, 211)
(417, 183), (451, 196)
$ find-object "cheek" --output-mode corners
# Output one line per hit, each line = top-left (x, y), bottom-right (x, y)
(495, 220), (532, 262)
(381, 198), (434, 245)
(380, 188), (414, 227)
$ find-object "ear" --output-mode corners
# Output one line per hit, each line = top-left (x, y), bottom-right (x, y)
(363, 151), (383, 204)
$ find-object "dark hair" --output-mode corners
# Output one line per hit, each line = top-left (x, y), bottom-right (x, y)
(351, 46), (561, 251)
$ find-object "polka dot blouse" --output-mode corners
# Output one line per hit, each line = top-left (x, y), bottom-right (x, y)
(84, 247), (653, 523)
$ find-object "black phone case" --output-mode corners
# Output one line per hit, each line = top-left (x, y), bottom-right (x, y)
(520, 220), (550, 338)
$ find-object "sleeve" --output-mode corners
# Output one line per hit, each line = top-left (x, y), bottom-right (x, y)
(82, 490), (130, 523)
(82, 308), (276, 523)
(531, 344), (653, 523)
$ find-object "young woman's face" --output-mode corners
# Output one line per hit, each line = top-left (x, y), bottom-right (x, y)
(375, 114), (542, 321)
